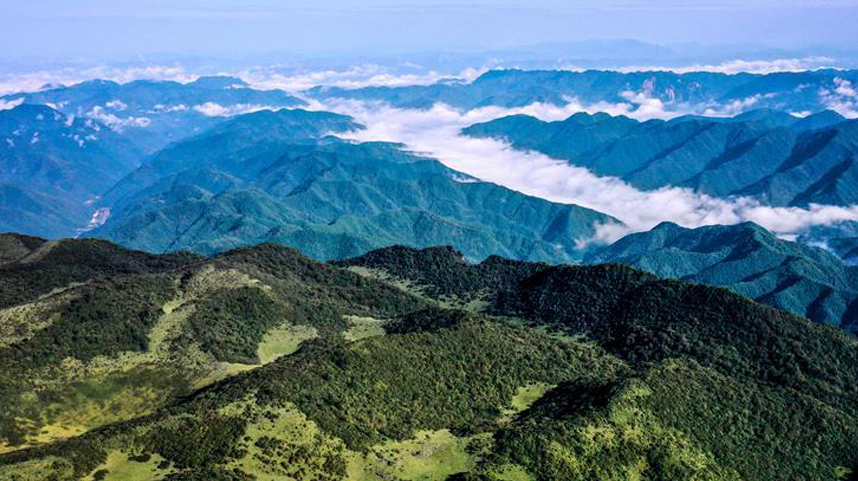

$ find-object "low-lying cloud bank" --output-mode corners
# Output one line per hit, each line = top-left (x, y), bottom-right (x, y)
(237, 64), (488, 93)
(0, 63), (487, 97)
(821, 77), (858, 118)
(0, 65), (198, 96)
(606, 56), (838, 75)
(192, 102), (278, 117)
(86, 105), (151, 132)
(0, 98), (24, 111)
(310, 99), (858, 246)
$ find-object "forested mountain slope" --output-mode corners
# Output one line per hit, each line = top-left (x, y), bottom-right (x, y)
(310, 68), (858, 114)
(464, 110), (858, 207)
(1, 237), (857, 480)
(585, 221), (858, 331)
(90, 109), (613, 263)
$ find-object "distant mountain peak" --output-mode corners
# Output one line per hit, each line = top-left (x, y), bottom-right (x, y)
(76, 79), (121, 88)
(211, 107), (364, 137)
(190, 75), (249, 89)
(564, 111), (629, 124)
(650, 220), (683, 231)
(791, 109), (848, 132)
(733, 108), (800, 126)
(37, 82), (65, 91)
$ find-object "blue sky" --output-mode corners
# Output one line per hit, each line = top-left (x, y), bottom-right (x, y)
(2, 0), (857, 60)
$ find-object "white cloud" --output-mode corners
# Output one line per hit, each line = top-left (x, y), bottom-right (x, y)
(105, 99), (128, 111)
(834, 77), (858, 97)
(149, 104), (189, 113)
(86, 105), (151, 132)
(0, 98), (23, 111)
(613, 56), (838, 75)
(702, 92), (778, 117)
(239, 64), (488, 93)
(0, 65), (198, 96)
(616, 90), (679, 120)
(192, 102), (277, 117)
(312, 99), (858, 246)
(84, 208), (111, 231)
(820, 77), (858, 118)
(578, 221), (631, 249)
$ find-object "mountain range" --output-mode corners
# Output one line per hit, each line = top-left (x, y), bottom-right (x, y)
(71, 109), (858, 330)
(3, 81), (858, 335)
(1, 76), (304, 153)
(310, 68), (858, 115)
(5, 73), (858, 242)
(464, 109), (858, 207)
(1, 236), (857, 480)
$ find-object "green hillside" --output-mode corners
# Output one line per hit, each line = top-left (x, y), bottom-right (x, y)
(1, 237), (858, 480)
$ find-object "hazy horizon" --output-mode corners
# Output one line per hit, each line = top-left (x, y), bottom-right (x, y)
(2, 0), (857, 62)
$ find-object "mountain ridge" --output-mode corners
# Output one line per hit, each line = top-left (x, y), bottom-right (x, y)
(585, 220), (858, 331)
(310, 68), (858, 114)
(464, 110), (858, 207)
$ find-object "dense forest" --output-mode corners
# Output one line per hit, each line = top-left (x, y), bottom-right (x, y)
(1, 236), (858, 480)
